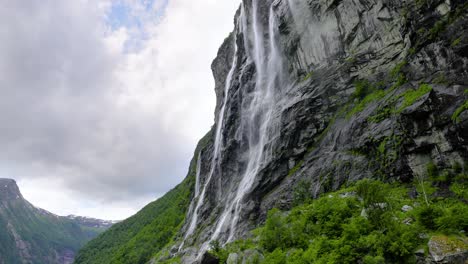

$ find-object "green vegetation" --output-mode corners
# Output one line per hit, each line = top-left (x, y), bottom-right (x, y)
(389, 61), (408, 89)
(372, 134), (404, 179)
(429, 20), (446, 40)
(75, 165), (194, 264)
(347, 61), (409, 118)
(347, 89), (386, 118)
(288, 161), (304, 177)
(352, 80), (374, 100)
(210, 168), (467, 264)
(452, 100), (468, 123)
(367, 83), (432, 123)
(302, 72), (314, 82)
(75, 131), (212, 264)
(410, 2), (468, 53)
(451, 38), (461, 47)
(395, 83), (432, 113)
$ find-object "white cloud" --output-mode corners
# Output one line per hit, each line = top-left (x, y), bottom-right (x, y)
(0, 0), (240, 220)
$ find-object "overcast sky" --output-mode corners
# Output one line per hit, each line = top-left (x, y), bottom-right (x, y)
(0, 0), (239, 220)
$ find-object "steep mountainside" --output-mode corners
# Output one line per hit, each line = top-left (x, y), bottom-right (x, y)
(0, 178), (110, 264)
(76, 0), (468, 263)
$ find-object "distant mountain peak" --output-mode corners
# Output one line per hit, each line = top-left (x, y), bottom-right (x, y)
(0, 178), (23, 201)
(65, 215), (118, 229)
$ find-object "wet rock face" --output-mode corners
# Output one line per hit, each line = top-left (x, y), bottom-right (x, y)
(178, 0), (468, 258)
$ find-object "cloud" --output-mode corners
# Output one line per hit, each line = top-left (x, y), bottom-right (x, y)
(0, 0), (239, 219)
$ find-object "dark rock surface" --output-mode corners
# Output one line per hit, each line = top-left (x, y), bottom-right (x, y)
(172, 0), (468, 262)
(200, 252), (220, 264)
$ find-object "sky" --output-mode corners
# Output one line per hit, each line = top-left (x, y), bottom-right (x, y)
(0, 0), (240, 220)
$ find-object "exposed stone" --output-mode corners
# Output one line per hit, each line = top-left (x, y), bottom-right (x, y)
(428, 235), (468, 263)
(402, 205), (414, 212)
(227, 253), (239, 264)
(436, 3), (450, 16)
(403, 218), (413, 225)
(241, 249), (263, 264)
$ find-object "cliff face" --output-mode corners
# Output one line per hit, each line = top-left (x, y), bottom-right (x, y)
(0, 179), (109, 264)
(177, 0), (468, 261)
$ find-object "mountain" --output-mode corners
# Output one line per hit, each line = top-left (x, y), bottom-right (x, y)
(76, 0), (468, 263)
(65, 215), (118, 229)
(0, 178), (112, 264)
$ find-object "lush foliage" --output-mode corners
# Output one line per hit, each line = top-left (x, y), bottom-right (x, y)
(211, 172), (467, 264)
(75, 131), (212, 264)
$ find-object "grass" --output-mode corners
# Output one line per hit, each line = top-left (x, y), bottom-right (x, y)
(451, 38), (461, 47)
(347, 89), (386, 118)
(302, 72), (314, 82)
(288, 160), (304, 177)
(452, 100), (468, 123)
(395, 83), (432, 113)
(347, 61), (409, 119)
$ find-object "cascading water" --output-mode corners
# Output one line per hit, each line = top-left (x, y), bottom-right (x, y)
(194, 152), (201, 198)
(209, 0), (287, 244)
(180, 29), (240, 247)
(178, 152), (202, 251)
(182, 1), (289, 258)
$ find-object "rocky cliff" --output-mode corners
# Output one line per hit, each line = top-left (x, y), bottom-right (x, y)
(0, 178), (111, 264)
(75, 0), (468, 263)
(176, 0), (467, 261)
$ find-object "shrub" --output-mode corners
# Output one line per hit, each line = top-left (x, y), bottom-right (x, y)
(436, 203), (468, 232)
(264, 249), (286, 264)
(415, 205), (444, 230)
(209, 240), (229, 263)
(259, 209), (288, 252)
(356, 180), (388, 208)
(292, 180), (312, 206)
(353, 80), (374, 99)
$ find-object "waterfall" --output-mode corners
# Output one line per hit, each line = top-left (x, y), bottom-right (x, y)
(180, 29), (239, 247)
(210, 0), (286, 244)
(183, 1), (288, 258)
(178, 151), (202, 251)
(195, 152), (201, 198)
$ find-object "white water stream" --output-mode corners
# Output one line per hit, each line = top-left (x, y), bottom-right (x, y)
(182, 0), (288, 257)
(180, 29), (240, 248)
(211, 1), (285, 243)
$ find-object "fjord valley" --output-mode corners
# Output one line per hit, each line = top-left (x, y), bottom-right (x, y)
(0, 179), (112, 264)
(75, 0), (468, 263)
